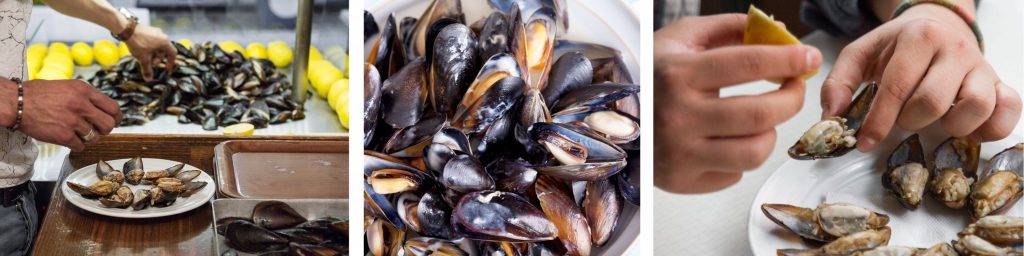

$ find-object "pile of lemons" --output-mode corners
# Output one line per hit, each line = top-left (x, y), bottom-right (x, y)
(28, 39), (131, 80)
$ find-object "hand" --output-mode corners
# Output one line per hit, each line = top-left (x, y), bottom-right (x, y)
(0, 79), (122, 151)
(653, 14), (822, 193)
(821, 4), (1022, 151)
(125, 25), (177, 81)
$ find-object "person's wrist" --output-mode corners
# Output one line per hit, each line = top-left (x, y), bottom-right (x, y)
(0, 79), (18, 128)
(899, 4), (977, 44)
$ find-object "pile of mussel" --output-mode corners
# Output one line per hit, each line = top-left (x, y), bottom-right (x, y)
(363, 0), (640, 255)
(86, 41), (304, 130)
(66, 157), (207, 209)
(217, 201), (347, 255)
(761, 202), (1023, 255)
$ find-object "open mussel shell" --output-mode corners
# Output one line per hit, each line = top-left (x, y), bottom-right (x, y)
(381, 57), (428, 130)
(762, 203), (890, 242)
(251, 200), (308, 230)
(224, 220), (289, 253)
(424, 143), (458, 175)
(98, 185), (134, 208)
(452, 190), (557, 242)
(123, 157), (144, 174)
(411, 0), (465, 58)
(405, 237), (469, 256)
(68, 180), (117, 198)
(529, 122), (627, 181)
(383, 114), (445, 158)
(549, 83), (640, 113)
(959, 215), (1024, 245)
(365, 63), (383, 148)
(883, 134), (928, 209)
(453, 76), (525, 135)
(788, 82), (878, 160)
(969, 143), (1024, 219)
(535, 176), (592, 256)
(131, 189), (152, 210)
(368, 14), (405, 79)
(930, 137), (980, 209)
(455, 53), (523, 122)
(365, 150), (434, 194)
(583, 179), (620, 246)
(553, 106), (640, 146)
(952, 234), (1021, 256)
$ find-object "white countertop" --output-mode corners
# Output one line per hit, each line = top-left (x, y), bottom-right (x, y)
(653, 0), (1023, 255)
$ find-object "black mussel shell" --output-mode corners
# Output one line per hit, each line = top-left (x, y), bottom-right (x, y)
(442, 154), (495, 193)
(543, 51), (591, 104)
(224, 221), (289, 253)
(418, 191), (455, 239)
(252, 201), (308, 230)
(452, 190), (557, 242)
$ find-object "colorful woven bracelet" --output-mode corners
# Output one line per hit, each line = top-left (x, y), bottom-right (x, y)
(891, 0), (984, 53)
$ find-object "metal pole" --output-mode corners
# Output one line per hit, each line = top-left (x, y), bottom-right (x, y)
(292, 0), (314, 105)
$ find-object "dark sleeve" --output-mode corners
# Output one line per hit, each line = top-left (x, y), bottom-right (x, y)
(800, 0), (881, 38)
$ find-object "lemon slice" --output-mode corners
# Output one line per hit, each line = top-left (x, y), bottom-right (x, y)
(223, 123), (255, 136)
(743, 5), (817, 83)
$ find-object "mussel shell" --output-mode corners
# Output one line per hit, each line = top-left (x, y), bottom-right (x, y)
(364, 11), (380, 42)
(216, 217), (250, 236)
(368, 14), (404, 80)
(95, 160), (117, 179)
(252, 200), (308, 230)
(550, 83), (640, 112)
(380, 57), (427, 129)
(452, 190), (557, 242)
(883, 134), (928, 209)
(616, 151), (641, 206)
(131, 188), (152, 210)
(433, 126), (474, 155)
(980, 143), (1023, 178)
(123, 157), (144, 174)
(761, 203), (833, 242)
(364, 182), (405, 230)
(396, 192), (422, 233)
(411, 0), (465, 57)
(224, 220), (289, 253)
(485, 158), (538, 194)
(535, 176), (592, 256)
(424, 143), (458, 175)
(418, 191), (455, 239)
(364, 63), (383, 148)
(591, 56), (634, 84)
(404, 237), (468, 256)
(477, 12), (512, 60)
(456, 53), (522, 119)
(383, 114), (445, 157)
(542, 51), (591, 104)
(584, 179), (620, 246)
(514, 88), (551, 149)
(430, 23), (480, 115)
(276, 228), (326, 245)
(529, 122), (627, 181)
(452, 76), (525, 134)
(933, 137), (981, 178)
(553, 106), (640, 146)
(442, 154), (496, 193)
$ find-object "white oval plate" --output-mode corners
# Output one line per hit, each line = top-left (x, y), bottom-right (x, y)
(367, 0), (641, 255)
(62, 158), (215, 219)
(748, 136), (1022, 255)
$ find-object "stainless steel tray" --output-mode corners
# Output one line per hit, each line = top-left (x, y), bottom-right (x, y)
(212, 198), (348, 255)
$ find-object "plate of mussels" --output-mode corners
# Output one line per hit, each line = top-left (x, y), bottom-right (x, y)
(748, 83), (1024, 255)
(364, 0), (641, 255)
(62, 157), (215, 218)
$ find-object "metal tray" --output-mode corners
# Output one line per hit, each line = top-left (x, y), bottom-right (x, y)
(212, 198), (348, 255)
(214, 139), (348, 199)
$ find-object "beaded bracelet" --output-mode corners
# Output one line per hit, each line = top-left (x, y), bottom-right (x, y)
(891, 0), (984, 53)
(8, 77), (22, 131)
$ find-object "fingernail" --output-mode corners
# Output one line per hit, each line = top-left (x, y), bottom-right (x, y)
(859, 137), (877, 152)
(804, 46), (820, 71)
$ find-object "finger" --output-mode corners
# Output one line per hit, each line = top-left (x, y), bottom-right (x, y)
(684, 13), (748, 48)
(939, 66), (996, 136)
(821, 38), (883, 118)
(691, 45), (821, 89)
(857, 35), (937, 152)
(696, 79), (805, 136)
(971, 82), (1022, 141)
(697, 129), (777, 171)
(65, 119), (88, 151)
(88, 90), (122, 124)
(897, 53), (972, 131)
(654, 169), (742, 194)
(137, 53), (154, 81)
(164, 42), (178, 74)
(81, 103), (116, 135)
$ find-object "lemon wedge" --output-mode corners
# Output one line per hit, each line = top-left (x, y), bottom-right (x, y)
(223, 123), (255, 136)
(743, 5), (817, 83)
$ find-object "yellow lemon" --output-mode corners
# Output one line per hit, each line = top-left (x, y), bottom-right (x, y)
(245, 43), (267, 59)
(93, 40), (119, 67)
(327, 78), (349, 108)
(222, 123), (255, 136)
(36, 68), (67, 80)
(308, 46), (323, 62)
(743, 5), (817, 83)
(267, 41), (293, 68)
(27, 44), (47, 61)
(47, 42), (70, 57)
(70, 42), (93, 66)
(308, 60), (342, 98)
(26, 58), (41, 74)
(118, 42), (131, 57)
(218, 41), (244, 55)
(42, 55), (73, 77)
(179, 39), (194, 49)
(335, 95), (350, 129)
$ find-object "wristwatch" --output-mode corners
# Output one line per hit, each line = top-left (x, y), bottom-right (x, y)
(111, 7), (138, 41)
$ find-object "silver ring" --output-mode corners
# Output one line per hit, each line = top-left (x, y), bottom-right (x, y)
(80, 129), (97, 142)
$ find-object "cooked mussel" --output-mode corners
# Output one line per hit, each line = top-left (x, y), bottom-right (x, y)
(969, 143), (1023, 219)
(535, 176), (591, 256)
(959, 215), (1023, 245)
(95, 160), (125, 184)
(452, 190), (557, 242)
(68, 180), (118, 198)
(930, 137), (981, 209)
(529, 122), (626, 181)
(98, 185), (134, 208)
(778, 228), (891, 256)
(761, 203), (890, 242)
(883, 134), (928, 209)
(789, 82), (877, 160)
(223, 220), (289, 253)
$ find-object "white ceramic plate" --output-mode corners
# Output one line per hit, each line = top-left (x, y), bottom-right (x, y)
(748, 134), (1022, 255)
(367, 0), (641, 254)
(62, 158), (215, 219)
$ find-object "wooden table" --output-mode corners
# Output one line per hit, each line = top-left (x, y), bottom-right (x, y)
(32, 134), (345, 256)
